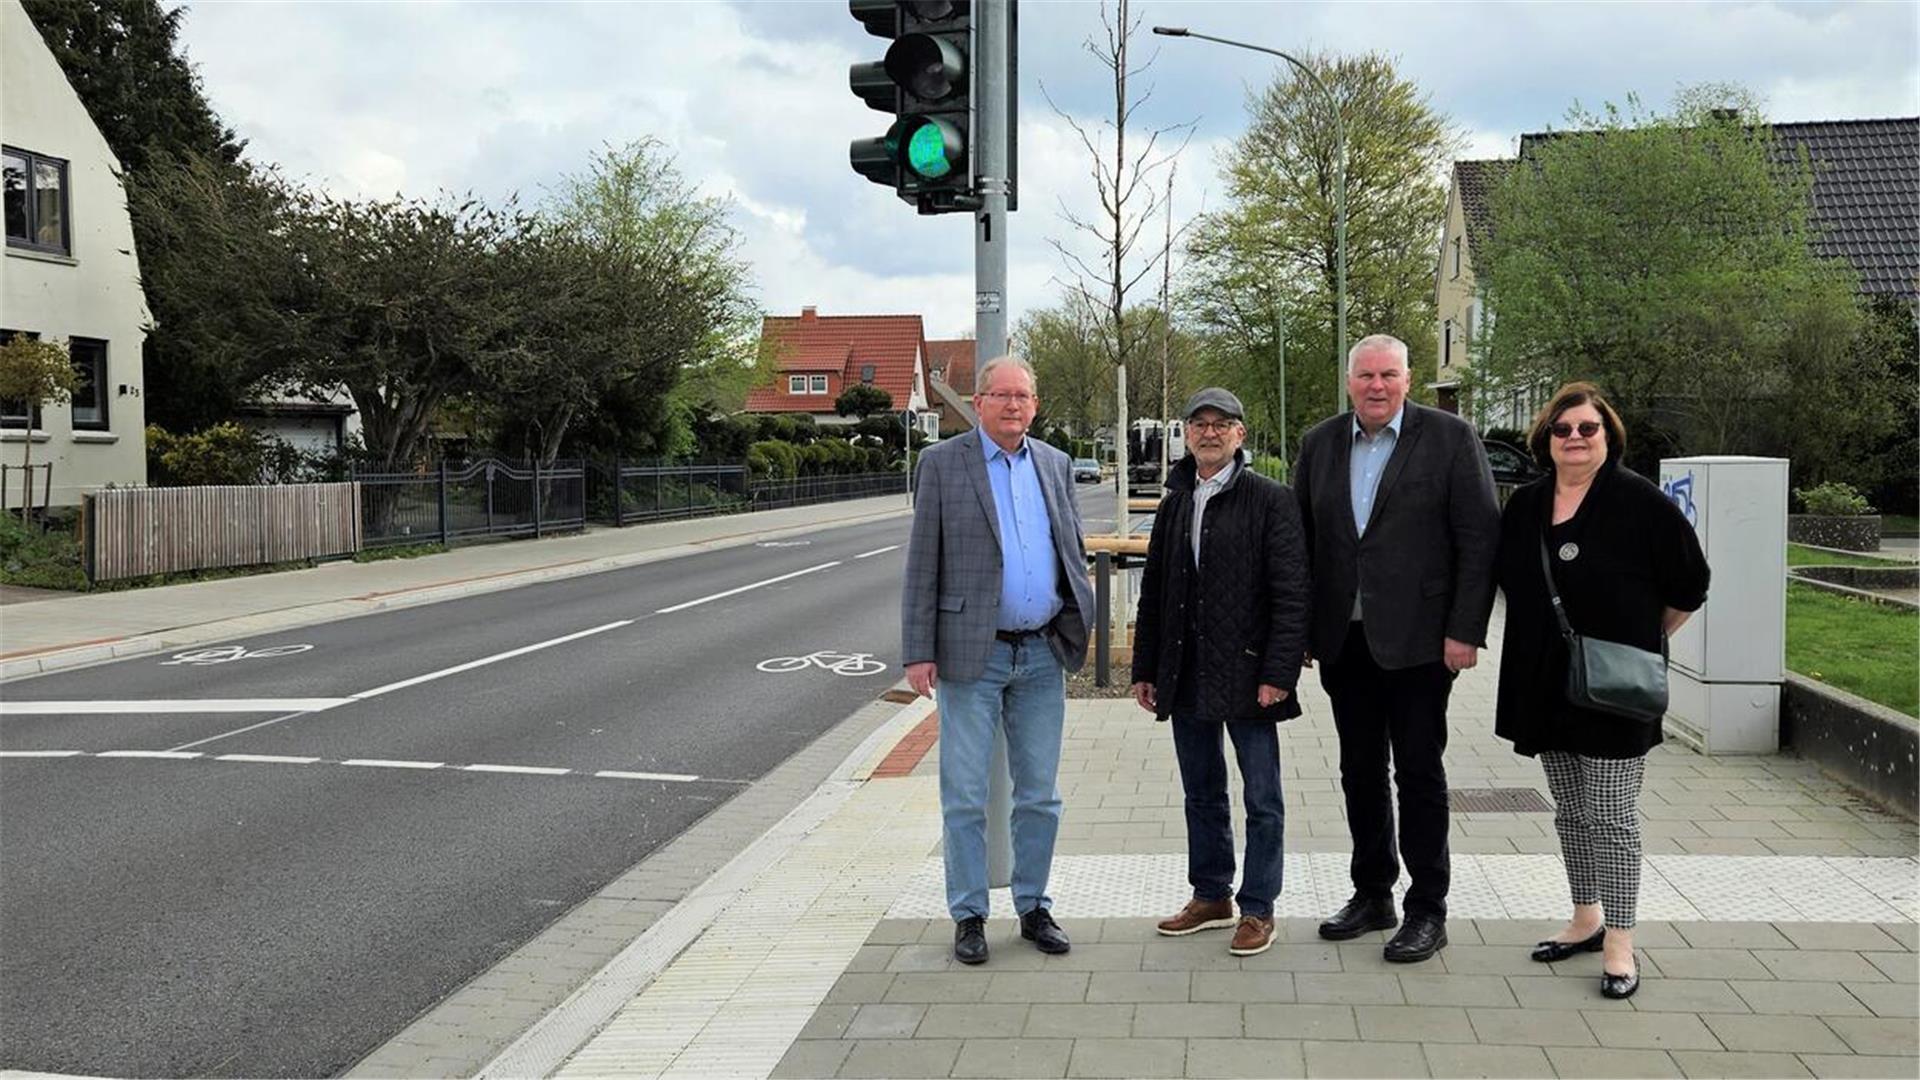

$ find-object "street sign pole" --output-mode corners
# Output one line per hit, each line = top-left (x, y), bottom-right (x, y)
(976, 0), (1014, 890)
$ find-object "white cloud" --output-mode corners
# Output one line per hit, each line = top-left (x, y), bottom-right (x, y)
(166, 0), (1917, 339)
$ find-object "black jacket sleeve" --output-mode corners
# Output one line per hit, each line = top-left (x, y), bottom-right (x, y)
(1261, 485), (1310, 691)
(1445, 428), (1502, 647)
(1652, 485), (1711, 612)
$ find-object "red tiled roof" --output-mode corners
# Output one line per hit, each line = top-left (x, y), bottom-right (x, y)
(925, 338), (975, 394)
(744, 308), (926, 414)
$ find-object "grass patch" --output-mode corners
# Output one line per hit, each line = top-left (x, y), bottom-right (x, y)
(1787, 543), (1914, 568)
(354, 542), (448, 563)
(1883, 513), (1919, 536)
(0, 513), (87, 591)
(1786, 582), (1919, 716)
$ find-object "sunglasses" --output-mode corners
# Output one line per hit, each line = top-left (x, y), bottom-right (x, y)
(1550, 421), (1603, 439)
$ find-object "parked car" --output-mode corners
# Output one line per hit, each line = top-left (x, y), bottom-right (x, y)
(1483, 438), (1543, 487)
(1073, 458), (1102, 484)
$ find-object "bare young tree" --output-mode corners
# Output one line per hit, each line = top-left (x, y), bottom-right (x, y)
(1042, 0), (1193, 636)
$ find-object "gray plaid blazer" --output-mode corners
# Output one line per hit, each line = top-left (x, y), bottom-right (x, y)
(901, 428), (1093, 682)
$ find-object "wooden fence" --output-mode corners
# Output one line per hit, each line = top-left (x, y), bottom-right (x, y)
(84, 482), (363, 583)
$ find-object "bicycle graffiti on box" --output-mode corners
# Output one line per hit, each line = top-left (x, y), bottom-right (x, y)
(756, 651), (889, 677)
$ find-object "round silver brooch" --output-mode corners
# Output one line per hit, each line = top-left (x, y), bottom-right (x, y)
(1558, 542), (1580, 562)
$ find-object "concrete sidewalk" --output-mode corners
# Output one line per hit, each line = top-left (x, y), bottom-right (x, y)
(511, 602), (1917, 1080)
(0, 496), (910, 680)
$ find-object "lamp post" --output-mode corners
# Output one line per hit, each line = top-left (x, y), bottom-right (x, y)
(1152, 25), (1347, 415)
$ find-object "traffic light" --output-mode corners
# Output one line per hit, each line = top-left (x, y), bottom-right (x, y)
(848, 0), (977, 214)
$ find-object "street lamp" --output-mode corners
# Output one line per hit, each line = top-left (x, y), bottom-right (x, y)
(1152, 25), (1347, 415)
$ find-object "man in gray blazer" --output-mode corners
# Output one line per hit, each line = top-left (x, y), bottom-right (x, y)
(903, 354), (1094, 965)
(1293, 333), (1500, 964)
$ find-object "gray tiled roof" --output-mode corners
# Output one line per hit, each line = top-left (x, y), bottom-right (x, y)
(1454, 159), (1512, 259)
(1508, 118), (1919, 300)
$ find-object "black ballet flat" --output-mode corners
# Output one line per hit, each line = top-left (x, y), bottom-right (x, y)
(1530, 927), (1605, 963)
(1600, 967), (1640, 999)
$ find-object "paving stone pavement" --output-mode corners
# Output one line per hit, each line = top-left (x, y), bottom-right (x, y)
(551, 601), (1917, 1079)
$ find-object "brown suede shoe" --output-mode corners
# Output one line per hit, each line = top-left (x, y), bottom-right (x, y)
(1156, 897), (1236, 937)
(1230, 915), (1275, 956)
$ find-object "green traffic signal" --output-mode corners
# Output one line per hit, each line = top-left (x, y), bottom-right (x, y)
(903, 117), (963, 179)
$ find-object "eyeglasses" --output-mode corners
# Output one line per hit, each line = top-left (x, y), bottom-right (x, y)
(1550, 421), (1603, 439)
(980, 391), (1034, 405)
(1187, 419), (1239, 434)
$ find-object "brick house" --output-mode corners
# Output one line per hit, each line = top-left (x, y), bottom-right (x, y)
(744, 307), (937, 438)
(922, 337), (977, 436)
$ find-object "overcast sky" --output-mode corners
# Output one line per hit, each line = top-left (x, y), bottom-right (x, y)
(171, 0), (1918, 340)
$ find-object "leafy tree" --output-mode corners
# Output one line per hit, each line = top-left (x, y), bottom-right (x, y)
(1473, 88), (1895, 481)
(835, 383), (894, 419)
(1185, 51), (1458, 437)
(0, 337), (80, 520)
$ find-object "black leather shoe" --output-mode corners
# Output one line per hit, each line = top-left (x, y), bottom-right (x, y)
(954, 916), (988, 965)
(1383, 915), (1448, 963)
(1531, 927), (1605, 963)
(1317, 894), (1399, 941)
(1601, 965), (1640, 999)
(1019, 908), (1071, 955)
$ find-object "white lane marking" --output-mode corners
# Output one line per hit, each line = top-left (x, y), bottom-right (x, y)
(463, 764), (570, 776)
(97, 750), (202, 759)
(594, 769), (701, 783)
(0, 750), (85, 757)
(214, 753), (321, 764)
(854, 545), (900, 559)
(0, 698), (354, 715)
(351, 620), (635, 701)
(170, 708), (324, 752)
(656, 562), (841, 613)
(342, 758), (445, 770)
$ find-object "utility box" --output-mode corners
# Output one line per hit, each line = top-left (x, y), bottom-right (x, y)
(1658, 456), (1788, 753)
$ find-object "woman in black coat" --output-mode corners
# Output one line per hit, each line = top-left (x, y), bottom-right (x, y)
(1493, 382), (1708, 1001)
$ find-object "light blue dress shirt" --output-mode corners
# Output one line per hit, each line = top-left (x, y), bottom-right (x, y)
(1348, 404), (1404, 620)
(983, 433), (1063, 632)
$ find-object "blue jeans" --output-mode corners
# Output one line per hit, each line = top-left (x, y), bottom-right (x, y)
(1170, 714), (1286, 918)
(936, 637), (1065, 921)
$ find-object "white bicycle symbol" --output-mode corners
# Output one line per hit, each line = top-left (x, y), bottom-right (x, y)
(162, 644), (314, 666)
(757, 651), (889, 677)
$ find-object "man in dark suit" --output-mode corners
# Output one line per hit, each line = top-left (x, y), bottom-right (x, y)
(902, 355), (1094, 965)
(1293, 333), (1500, 963)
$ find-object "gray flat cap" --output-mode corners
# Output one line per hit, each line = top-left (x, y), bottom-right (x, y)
(1183, 387), (1245, 421)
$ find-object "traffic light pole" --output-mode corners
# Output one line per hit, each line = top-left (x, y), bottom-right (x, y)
(975, 0), (1015, 890)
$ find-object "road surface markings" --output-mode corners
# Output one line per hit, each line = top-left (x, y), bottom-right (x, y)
(656, 561), (841, 613)
(160, 643), (314, 666)
(757, 651), (889, 677)
(0, 698), (355, 715)
(0, 750), (705, 783)
(351, 620), (636, 701)
(853, 545), (899, 559)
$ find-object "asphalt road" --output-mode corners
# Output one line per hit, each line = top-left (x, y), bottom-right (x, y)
(0, 483), (1125, 1078)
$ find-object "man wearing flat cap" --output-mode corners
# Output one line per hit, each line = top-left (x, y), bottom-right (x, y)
(1130, 388), (1310, 957)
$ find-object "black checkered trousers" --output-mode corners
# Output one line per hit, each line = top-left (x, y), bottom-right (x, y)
(1539, 750), (1647, 928)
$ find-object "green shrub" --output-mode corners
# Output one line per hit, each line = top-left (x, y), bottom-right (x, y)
(747, 439), (798, 479)
(1251, 454), (1289, 484)
(147, 423), (271, 486)
(1796, 481), (1874, 516)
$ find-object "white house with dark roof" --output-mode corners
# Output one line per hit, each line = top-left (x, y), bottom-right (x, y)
(0, 0), (149, 506)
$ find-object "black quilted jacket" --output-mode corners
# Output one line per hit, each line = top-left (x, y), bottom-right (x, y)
(1131, 452), (1311, 722)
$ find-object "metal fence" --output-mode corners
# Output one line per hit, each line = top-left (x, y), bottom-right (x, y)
(84, 482), (361, 582)
(599, 461), (751, 525)
(749, 471), (906, 511)
(354, 459), (586, 548)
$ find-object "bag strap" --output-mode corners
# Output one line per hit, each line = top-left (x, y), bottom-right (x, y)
(1537, 535), (1578, 642)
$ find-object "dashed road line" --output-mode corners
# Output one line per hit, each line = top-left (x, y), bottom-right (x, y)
(0, 750), (709, 783)
(655, 562), (841, 613)
(853, 545), (899, 559)
(0, 698), (355, 715)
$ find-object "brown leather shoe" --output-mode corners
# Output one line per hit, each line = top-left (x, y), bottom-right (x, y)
(1230, 915), (1275, 956)
(1156, 897), (1236, 936)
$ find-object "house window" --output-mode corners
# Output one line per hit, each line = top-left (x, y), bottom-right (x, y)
(0, 329), (40, 429)
(69, 338), (108, 430)
(1442, 320), (1454, 368)
(810, 374), (828, 394)
(860, 364), (876, 383)
(1450, 236), (1462, 280)
(788, 375), (806, 394)
(3, 147), (70, 255)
